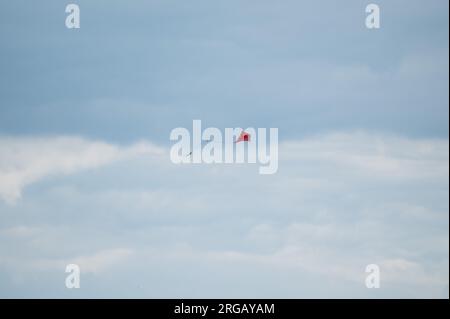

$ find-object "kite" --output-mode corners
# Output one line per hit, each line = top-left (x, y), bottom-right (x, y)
(235, 131), (250, 143)
(187, 131), (250, 157)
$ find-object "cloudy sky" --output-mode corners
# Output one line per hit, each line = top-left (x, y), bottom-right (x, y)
(0, 0), (448, 298)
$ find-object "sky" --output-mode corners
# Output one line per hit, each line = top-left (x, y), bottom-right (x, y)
(0, 0), (448, 298)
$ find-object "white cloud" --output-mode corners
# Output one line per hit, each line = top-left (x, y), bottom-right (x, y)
(1, 248), (134, 275)
(0, 136), (164, 204)
(68, 248), (134, 274)
(0, 132), (447, 297)
(1, 132), (447, 206)
(0, 225), (41, 238)
(281, 132), (449, 180)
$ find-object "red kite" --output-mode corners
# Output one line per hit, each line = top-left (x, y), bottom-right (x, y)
(235, 131), (251, 143)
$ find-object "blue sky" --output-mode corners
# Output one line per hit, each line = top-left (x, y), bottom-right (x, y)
(0, 0), (448, 298)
